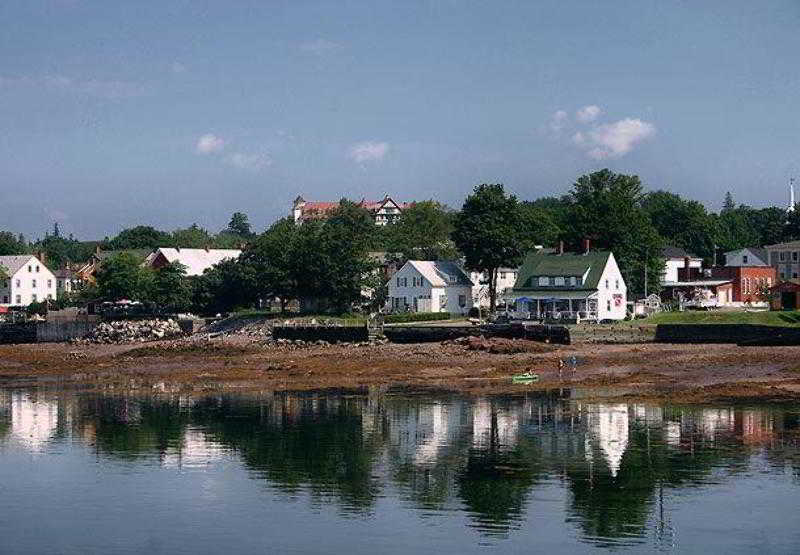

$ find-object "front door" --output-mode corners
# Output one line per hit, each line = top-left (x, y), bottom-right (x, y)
(781, 292), (796, 310)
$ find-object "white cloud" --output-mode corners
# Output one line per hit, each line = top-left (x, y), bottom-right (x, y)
(348, 141), (389, 163)
(195, 134), (226, 155)
(549, 110), (568, 134)
(0, 74), (148, 99)
(581, 118), (656, 160)
(171, 62), (187, 74)
(299, 38), (341, 55)
(225, 152), (272, 171)
(575, 105), (602, 124)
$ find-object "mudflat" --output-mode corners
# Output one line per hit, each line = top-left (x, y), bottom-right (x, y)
(3, 336), (800, 403)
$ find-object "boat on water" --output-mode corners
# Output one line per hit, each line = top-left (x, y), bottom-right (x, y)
(511, 371), (539, 383)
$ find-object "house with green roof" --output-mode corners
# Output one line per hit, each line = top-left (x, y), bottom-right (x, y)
(506, 249), (627, 321)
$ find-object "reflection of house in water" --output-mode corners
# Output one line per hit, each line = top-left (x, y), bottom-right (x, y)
(162, 427), (226, 469)
(737, 409), (775, 444)
(385, 400), (468, 467)
(471, 399), (520, 450)
(585, 404), (629, 477)
(9, 391), (60, 450)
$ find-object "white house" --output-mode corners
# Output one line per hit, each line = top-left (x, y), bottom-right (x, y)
(387, 260), (474, 315)
(506, 249), (627, 321)
(469, 267), (519, 308)
(142, 248), (242, 277)
(662, 246), (702, 284)
(0, 255), (58, 306)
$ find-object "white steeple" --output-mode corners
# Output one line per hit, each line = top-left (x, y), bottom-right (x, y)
(789, 178), (796, 213)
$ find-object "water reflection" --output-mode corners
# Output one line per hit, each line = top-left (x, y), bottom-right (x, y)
(0, 387), (798, 550)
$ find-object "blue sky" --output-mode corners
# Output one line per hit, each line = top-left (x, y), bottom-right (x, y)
(1, 0), (798, 239)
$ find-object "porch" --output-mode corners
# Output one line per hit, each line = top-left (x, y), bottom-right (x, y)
(504, 293), (600, 323)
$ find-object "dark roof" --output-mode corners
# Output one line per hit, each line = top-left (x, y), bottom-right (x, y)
(662, 246), (699, 259)
(513, 250), (612, 291)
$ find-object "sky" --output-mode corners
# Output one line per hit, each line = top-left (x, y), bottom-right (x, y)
(1, 0), (799, 240)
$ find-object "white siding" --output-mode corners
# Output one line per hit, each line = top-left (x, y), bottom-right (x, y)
(0, 256), (58, 306)
(387, 263), (473, 315)
(596, 253), (627, 321)
(662, 258), (701, 283)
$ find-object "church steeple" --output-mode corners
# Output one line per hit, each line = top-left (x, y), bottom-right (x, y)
(790, 178), (796, 213)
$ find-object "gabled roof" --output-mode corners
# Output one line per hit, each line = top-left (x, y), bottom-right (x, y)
(513, 250), (612, 291)
(0, 255), (36, 276)
(662, 246), (700, 260)
(406, 260), (474, 287)
(147, 248), (242, 276)
(724, 247), (769, 266)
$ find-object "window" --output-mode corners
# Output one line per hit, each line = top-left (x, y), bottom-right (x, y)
(15, 295), (21, 304)
(538, 276), (549, 286)
(47, 279), (52, 289)
(554, 276), (565, 286)
(58, 280), (63, 288)
(605, 279), (609, 289)
(500, 272), (507, 280)
(458, 294), (466, 307)
(32, 279), (36, 288)
(47, 294), (52, 300)
(2, 296), (7, 304)
(570, 276), (577, 286)
(794, 252), (798, 262)
(403, 277), (408, 287)
(781, 271), (786, 279)
(743, 255), (748, 264)
(31, 294), (37, 302)
(35, 265), (39, 273)
(15, 279), (20, 288)
(793, 272), (798, 279)
(28, 265), (32, 272)
(780, 252), (786, 261)
(615, 279), (619, 289)
(607, 300), (611, 311)
(396, 277), (401, 287)
(2, 280), (6, 288)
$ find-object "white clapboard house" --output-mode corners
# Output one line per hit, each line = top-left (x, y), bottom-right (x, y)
(0, 255), (58, 306)
(387, 260), (475, 315)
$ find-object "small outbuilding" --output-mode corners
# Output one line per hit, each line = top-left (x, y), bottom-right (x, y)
(768, 280), (800, 311)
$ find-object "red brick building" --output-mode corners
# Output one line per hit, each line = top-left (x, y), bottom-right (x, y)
(711, 265), (777, 304)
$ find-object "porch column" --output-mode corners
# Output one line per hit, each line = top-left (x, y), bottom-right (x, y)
(537, 299), (541, 318)
(568, 298), (573, 315)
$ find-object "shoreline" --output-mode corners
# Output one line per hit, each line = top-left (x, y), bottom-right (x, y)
(1, 337), (800, 404)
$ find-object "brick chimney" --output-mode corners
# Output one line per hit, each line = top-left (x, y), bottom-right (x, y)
(583, 239), (590, 254)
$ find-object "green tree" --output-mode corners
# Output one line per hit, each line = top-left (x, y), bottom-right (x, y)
(454, 184), (526, 312)
(240, 218), (298, 311)
(108, 226), (173, 250)
(226, 212), (253, 237)
(565, 170), (663, 296)
(150, 262), (192, 313)
(0, 231), (26, 255)
(95, 252), (154, 301)
(751, 206), (787, 246)
(642, 190), (715, 260)
(384, 200), (458, 260)
(191, 258), (257, 314)
(517, 201), (561, 249)
(712, 205), (761, 252)
(171, 223), (213, 248)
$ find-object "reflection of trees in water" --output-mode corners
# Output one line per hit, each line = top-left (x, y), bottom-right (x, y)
(83, 395), (191, 460)
(4, 387), (799, 544)
(190, 394), (383, 514)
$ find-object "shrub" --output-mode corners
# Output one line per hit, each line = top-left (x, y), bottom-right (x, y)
(384, 312), (452, 324)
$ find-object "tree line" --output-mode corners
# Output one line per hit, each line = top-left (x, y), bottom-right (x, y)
(3, 170), (798, 314)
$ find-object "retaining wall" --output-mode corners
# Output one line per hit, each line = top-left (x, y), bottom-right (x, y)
(654, 324), (800, 345)
(272, 325), (370, 343)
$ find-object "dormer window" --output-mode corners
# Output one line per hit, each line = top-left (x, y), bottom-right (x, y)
(554, 276), (565, 286)
(538, 276), (549, 286)
(570, 276), (577, 286)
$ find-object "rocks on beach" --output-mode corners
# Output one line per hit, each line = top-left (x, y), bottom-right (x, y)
(78, 319), (183, 344)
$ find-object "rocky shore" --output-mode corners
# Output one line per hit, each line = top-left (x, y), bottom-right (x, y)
(2, 327), (800, 404)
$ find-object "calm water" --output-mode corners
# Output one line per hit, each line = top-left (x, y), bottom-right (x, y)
(1, 386), (799, 554)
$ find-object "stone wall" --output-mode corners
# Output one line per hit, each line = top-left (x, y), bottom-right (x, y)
(654, 324), (800, 345)
(272, 324), (370, 343)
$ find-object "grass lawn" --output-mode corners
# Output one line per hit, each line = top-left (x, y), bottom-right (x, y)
(627, 310), (800, 327)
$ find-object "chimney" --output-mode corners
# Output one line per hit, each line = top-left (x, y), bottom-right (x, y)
(37, 251), (46, 265)
(583, 239), (590, 254)
(558, 241), (564, 255)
